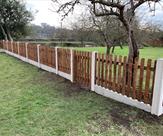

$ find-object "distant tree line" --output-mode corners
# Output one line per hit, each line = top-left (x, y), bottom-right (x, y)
(24, 16), (163, 48)
(0, 0), (33, 41)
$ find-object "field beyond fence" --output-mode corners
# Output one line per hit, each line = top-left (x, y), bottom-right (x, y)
(0, 40), (163, 116)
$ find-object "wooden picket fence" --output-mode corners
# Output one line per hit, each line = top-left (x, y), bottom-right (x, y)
(95, 53), (156, 104)
(74, 51), (92, 88)
(1, 41), (157, 106)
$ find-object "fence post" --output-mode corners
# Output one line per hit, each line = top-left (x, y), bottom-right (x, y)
(151, 59), (163, 116)
(91, 51), (97, 91)
(55, 47), (58, 74)
(25, 43), (28, 60)
(70, 49), (74, 82)
(37, 44), (40, 68)
(17, 41), (20, 55)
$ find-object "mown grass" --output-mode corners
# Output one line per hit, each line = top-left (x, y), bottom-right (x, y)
(0, 53), (163, 136)
(76, 47), (163, 60)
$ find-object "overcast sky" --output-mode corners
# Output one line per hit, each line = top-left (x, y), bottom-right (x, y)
(26, 0), (163, 28)
(26, 0), (86, 28)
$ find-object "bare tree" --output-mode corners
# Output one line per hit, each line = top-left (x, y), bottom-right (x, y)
(52, 0), (160, 62)
(90, 11), (125, 54)
(71, 13), (93, 46)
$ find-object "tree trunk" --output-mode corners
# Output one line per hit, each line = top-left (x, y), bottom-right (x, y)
(126, 27), (139, 85)
(0, 24), (8, 40)
(128, 28), (139, 63)
(119, 15), (139, 62)
(119, 44), (123, 49)
(81, 38), (84, 47)
(112, 44), (123, 53)
(6, 28), (13, 41)
(106, 45), (111, 54)
(119, 15), (139, 86)
(111, 45), (115, 53)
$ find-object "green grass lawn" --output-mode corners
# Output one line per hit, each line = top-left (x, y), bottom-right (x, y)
(0, 53), (163, 136)
(76, 47), (163, 60)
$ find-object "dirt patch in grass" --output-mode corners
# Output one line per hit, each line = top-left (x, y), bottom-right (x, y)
(86, 112), (112, 134)
(86, 101), (163, 136)
(109, 106), (143, 135)
(39, 70), (64, 82)
(35, 69), (87, 97)
(109, 103), (163, 133)
(110, 108), (133, 129)
(62, 82), (85, 97)
(136, 111), (163, 125)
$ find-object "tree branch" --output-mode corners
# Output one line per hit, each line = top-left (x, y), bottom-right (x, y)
(133, 0), (160, 11)
(94, 11), (120, 17)
(92, 1), (120, 17)
(56, 0), (80, 19)
(89, 0), (124, 9)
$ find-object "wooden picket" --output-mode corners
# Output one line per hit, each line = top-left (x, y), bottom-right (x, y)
(122, 56), (127, 95)
(132, 58), (138, 99)
(144, 59), (152, 104)
(113, 55), (117, 91)
(138, 58), (145, 101)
